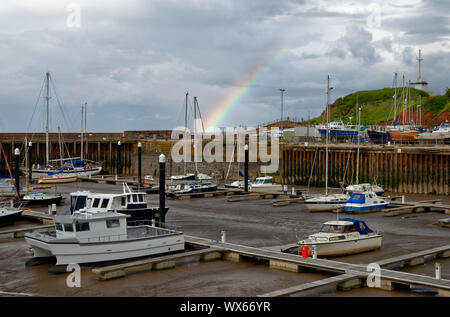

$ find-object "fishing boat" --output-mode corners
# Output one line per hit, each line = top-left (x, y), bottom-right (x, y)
(69, 184), (169, 222)
(22, 192), (64, 206)
(344, 191), (389, 213)
(317, 121), (358, 138)
(0, 207), (23, 226)
(250, 176), (282, 192)
(297, 218), (382, 257)
(24, 211), (184, 266)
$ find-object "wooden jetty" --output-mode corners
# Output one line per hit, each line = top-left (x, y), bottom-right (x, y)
(92, 247), (222, 281)
(384, 199), (450, 217)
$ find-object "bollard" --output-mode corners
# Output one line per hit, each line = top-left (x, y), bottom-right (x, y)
(401, 195), (405, 204)
(159, 154), (166, 227)
(435, 262), (441, 280)
(291, 187), (295, 195)
(151, 219), (156, 227)
(117, 141), (122, 177)
(312, 245), (317, 259)
(14, 148), (20, 201)
(28, 142), (33, 183)
(138, 142), (142, 187)
(221, 230), (226, 243)
(52, 203), (57, 215)
(283, 185), (287, 194)
(48, 205), (52, 215)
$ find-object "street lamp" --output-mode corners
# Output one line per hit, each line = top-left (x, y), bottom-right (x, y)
(279, 89), (285, 121)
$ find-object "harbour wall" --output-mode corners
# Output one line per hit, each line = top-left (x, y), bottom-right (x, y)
(0, 134), (448, 195)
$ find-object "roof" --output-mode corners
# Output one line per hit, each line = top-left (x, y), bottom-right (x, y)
(323, 220), (354, 226)
(55, 211), (129, 224)
(339, 218), (374, 234)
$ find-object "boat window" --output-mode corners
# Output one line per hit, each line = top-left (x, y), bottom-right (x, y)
(55, 223), (63, 231)
(264, 179), (271, 184)
(121, 197), (126, 206)
(75, 222), (90, 232)
(64, 224), (74, 232)
(92, 198), (101, 208)
(343, 225), (358, 233)
(127, 195), (131, 203)
(320, 225), (330, 233)
(132, 194), (138, 202)
(328, 225), (343, 233)
(101, 199), (109, 208)
(106, 219), (120, 228)
(138, 194), (144, 202)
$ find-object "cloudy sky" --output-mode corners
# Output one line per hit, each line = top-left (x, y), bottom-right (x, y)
(0, 0), (448, 132)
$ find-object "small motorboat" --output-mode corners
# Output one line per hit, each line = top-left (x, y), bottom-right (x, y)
(0, 207), (23, 226)
(22, 193), (64, 206)
(304, 193), (349, 212)
(344, 183), (384, 196)
(298, 218), (382, 257)
(166, 181), (217, 197)
(169, 173), (195, 181)
(344, 191), (389, 213)
(24, 211), (184, 266)
(249, 176), (282, 192)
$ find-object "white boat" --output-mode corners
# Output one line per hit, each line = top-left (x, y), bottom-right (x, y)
(250, 176), (282, 192)
(224, 180), (252, 189)
(24, 211), (184, 266)
(304, 193), (349, 212)
(344, 191), (389, 213)
(0, 207), (23, 226)
(344, 183), (384, 196)
(298, 218), (382, 257)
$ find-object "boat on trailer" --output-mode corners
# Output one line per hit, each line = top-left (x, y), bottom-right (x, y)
(24, 211), (184, 266)
(298, 218), (382, 257)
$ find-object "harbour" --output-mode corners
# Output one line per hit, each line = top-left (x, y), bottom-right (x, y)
(0, 181), (449, 297)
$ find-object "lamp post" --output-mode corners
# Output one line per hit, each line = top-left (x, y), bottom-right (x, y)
(280, 89), (285, 121)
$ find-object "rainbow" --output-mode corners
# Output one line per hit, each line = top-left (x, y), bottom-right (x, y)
(204, 42), (290, 130)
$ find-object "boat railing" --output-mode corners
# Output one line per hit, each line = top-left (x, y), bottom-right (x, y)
(127, 219), (182, 231)
(83, 234), (128, 243)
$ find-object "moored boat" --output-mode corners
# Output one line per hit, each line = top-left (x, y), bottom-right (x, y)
(344, 183), (384, 196)
(22, 193), (64, 206)
(24, 211), (184, 266)
(304, 193), (349, 212)
(298, 218), (382, 257)
(0, 207), (23, 226)
(249, 176), (282, 192)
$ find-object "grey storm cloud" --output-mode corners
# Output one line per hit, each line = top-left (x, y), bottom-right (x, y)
(0, 0), (448, 132)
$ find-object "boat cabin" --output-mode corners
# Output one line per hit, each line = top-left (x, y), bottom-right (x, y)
(320, 219), (374, 235)
(84, 192), (147, 213)
(252, 176), (273, 185)
(346, 192), (387, 205)
(54, 212), (129, 242)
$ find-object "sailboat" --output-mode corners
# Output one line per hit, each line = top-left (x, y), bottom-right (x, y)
(343, 97), (385, 197)
(25, 73), (102, 180)
(305, 76), (349, 212)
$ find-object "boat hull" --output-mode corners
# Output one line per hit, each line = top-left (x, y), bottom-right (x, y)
(22, 195), (63, 206)
(299, 235), (382, 257)
(0, 209), (23, 226)
(344, 203), (388, 213)
(30, 166), (102, 180)
(38, 176), (78, 184)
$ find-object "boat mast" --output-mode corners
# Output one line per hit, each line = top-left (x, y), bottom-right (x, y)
(184, 91), (188, 175)
(393, 72), (397, 124)
(81, 104), (84, 161)
(356, 95), (361, 184)
(84, 102), (87, 159)
(58, 126), (63, 163)
(193, 96), (198, 174)
(45, 72), (50, 165)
